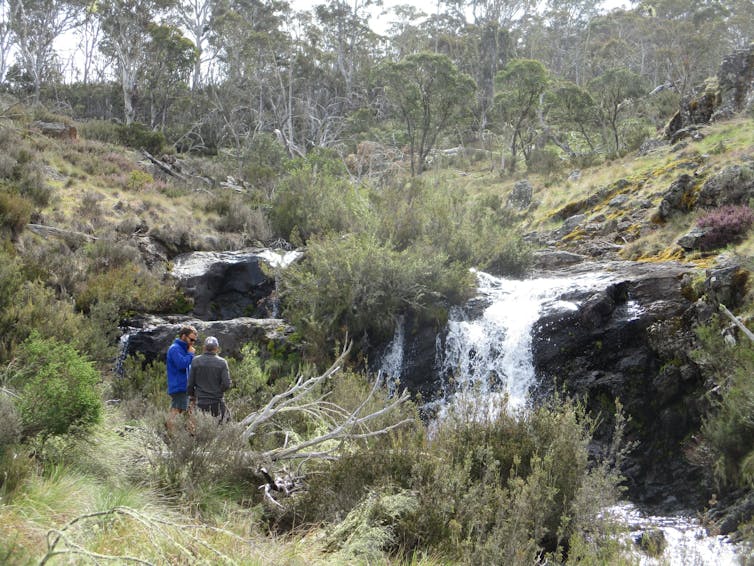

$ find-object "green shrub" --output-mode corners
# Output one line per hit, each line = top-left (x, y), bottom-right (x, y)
(0, 394), (22, 451)
(269, 153), (369, 242)
(78, 119), (122, 145)
(0, 189), (32, 241)
(373, 178), (532, 277)
(691, 321), (754, 489)
(111, 356), (168, 415)
(527, 146), (563, 177)
(405, 398), (623, 563)
(118, 122), (165, 155)
(75, 262), (184, 315)
(138, 410), (257, 508)
(280, 232), (473, 359)
(7, 332), (102, 438)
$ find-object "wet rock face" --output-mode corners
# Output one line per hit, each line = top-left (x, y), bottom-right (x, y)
(528, 261), (728, 507)
(120, 248), (302, 368)
(170, 249), (281, 320)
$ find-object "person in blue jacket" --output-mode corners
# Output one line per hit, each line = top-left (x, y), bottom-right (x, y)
(166, 325), (197, 430)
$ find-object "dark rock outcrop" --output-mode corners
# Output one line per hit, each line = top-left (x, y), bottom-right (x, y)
(121, 315), (295, 366)
(169, 249), (301, 320)
(697, 164), (754, 208)
(657, 174), (698, 221)
(507, 179), (533, 209)
(666, 44), (754, 140)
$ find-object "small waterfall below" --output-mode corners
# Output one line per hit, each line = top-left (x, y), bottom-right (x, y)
(259, 249), (303, 318)
(437, 269), (613, 416)
(610, 503), (744, 565)
(379, 316), (405, 396)
(421, 268), (745, 564)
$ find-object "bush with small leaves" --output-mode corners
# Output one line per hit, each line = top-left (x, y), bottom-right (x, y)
(75, 261), (185, 316)
(696, 205), (754, 250)
(78, 119), (122, 145)
(0, 190), (32, 241)
(118, 122), (165, 155)
(280, 232), (474, 359)
(0, 394), (22, 451)
(7, 332), (101, 439)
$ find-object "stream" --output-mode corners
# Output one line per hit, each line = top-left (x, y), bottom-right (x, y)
(380, 268), (747, 564)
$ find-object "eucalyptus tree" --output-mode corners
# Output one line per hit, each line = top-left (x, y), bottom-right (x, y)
(544, 81), (599, 153)
(379, 52), (476, 176)
(204, 0), (292, 162)
(0, 1), (12, 83)
(172, 0), (217, 89)
(521, 0), (600, 85)
(7, 0), (84, 103)
(140, 23), (196, 129)
(382, 5), (430, 59)
(96, 0), (177, 125)
(73, 5), (102, 85)
(301, 0), (381, 146)
(587, 67), (646, 155)
(494, 58), (549, 173)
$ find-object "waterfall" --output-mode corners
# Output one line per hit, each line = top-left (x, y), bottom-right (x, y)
(609, 503), (743, 565)
(114, 331), (133, 378)
(437, 269), (614, 416)
(431, 269), (744, 564)
(259, 249), (303, 318)
(379, 316), (405, 396)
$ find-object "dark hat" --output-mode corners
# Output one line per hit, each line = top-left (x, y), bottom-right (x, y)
(204, 336), (219, 349)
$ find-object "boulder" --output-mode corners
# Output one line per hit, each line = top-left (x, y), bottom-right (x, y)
(169, 248), (302, 320)
(657, 174), (698, 221)
(507, 179), (533, 209)
(119, 315), (295, 368)
(32, 121), (78, 140)
(697, 164), (754, 208)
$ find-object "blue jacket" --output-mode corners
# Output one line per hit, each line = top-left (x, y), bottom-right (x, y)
(166, 338), (194, 394)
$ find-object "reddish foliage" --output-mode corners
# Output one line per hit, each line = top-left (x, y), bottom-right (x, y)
(696, 205), (754, 250)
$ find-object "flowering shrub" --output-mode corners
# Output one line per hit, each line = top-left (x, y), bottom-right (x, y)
(696, 205), (754, 250)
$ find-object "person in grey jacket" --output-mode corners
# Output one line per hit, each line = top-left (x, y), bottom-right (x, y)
(188, 336), (232, 422)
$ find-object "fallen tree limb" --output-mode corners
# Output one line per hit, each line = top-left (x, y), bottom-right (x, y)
(719, 303), (754, 344)
(239, 341), (413, 464)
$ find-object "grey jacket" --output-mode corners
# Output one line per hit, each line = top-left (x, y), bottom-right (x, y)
(187, 352), (231, 404)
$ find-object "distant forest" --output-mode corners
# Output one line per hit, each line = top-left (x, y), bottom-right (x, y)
(5, 0), (754, 172)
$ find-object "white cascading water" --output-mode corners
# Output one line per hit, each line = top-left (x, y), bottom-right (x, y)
(258, 249), (303, 318)
(381, 268), (745, 564)
(437, 268), (617, 417)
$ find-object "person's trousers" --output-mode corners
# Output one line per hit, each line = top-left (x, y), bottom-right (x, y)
(197, 400), (229, 422)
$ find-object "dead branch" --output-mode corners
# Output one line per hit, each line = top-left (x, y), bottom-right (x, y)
(719, 304), (754, 344)
(141, 150), (187, 181)
(239, 343), (413, 464)
(41, 506), (249, 565)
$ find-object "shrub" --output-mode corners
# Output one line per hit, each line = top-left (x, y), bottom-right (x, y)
(118, 122), (165, 155)
(696, 205), (754, 251)
(138, 410), (257, 508)
(527, 146), (562, 177)
(0, 394), (22, 451)
(269, 154), (369, 242)
(280, 232), (473, 359)
(691, 322), (754, 489)
(78, 119), (122, 145)
(75, 261), (184, 315)
(405, 398), (624, 563)
(0, 189), (32, 241)
(373, 178), (532, 277)
(7, 332), (102, 438)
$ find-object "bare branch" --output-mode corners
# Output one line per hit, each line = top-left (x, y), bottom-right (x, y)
(238, 342), (413, 465)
